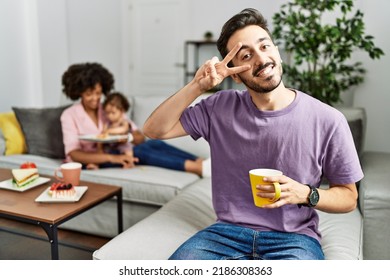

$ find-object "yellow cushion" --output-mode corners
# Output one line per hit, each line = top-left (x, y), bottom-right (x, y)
(0, 112), (27, 155)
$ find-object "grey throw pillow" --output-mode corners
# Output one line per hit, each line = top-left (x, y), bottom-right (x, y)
(12, 105), (70, 159)
(348, 119), (363, 157)
(0, 129), (5, 155)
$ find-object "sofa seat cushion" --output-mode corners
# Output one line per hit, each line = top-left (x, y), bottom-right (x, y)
(93, 178), (215, 260)
(317, 209), (362, 259)
(0, 154), (62, 175)
(0, 154), (200, 206)
(81, 165), (200, 205)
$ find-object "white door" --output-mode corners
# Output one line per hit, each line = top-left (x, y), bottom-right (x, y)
(123, 0), (187, 96)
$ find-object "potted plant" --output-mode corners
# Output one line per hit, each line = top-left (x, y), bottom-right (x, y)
(272, 0), (384, 106)
(204, 31), (214, 41)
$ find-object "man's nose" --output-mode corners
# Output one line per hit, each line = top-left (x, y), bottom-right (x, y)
(253, 50), (267, 66)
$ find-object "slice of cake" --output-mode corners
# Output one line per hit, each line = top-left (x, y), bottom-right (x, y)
(12, 168), (39, 188)
(49, 182), (76, 199)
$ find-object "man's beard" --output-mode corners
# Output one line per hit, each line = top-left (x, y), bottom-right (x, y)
(238, 63), (283, 94)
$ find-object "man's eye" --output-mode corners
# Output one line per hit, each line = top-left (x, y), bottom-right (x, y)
(262, 44), (271, 50)
(242, 53), (251, 60)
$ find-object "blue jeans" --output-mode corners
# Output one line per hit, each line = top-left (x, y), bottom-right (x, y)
(169, 223), (324, 260)
(133, 139), (198, 171)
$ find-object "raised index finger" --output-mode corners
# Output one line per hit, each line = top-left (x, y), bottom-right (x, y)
(222, 42), (242, 65)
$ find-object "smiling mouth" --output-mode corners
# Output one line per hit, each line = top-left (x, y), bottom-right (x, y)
(253, 63), (274, 77)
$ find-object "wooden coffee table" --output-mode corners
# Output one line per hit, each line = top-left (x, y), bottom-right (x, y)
(0, 168), (123, 260)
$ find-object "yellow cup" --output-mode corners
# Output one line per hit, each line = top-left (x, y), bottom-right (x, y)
(249, 168), (282, 207)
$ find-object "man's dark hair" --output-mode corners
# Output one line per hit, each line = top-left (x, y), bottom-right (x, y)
(62, 62), (114, 101)
(103, 92), (130, 112)
(217, 8), (272, 60)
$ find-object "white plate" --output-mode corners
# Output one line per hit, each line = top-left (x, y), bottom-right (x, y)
(35, 186), (88, 203)
(0, 177), (51, 192)
(78, 134), (130, 143)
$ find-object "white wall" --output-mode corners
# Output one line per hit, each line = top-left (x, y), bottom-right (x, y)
(1, 0), (389, 153)
(352, 0), (390, 154)
(0, 0), (41, 110)
(66, 0), (123, 90)
(186, 0), (285, 41)
(36, 0), (123, 106)
(36, 0), (68, 106)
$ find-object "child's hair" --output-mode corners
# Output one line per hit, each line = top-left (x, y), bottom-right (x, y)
(103, 92), (130, 112)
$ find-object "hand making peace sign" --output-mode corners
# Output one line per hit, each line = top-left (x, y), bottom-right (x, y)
(193, 42), (251, 93)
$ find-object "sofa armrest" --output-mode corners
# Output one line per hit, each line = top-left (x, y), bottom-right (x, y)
(359, 151), (390, 259)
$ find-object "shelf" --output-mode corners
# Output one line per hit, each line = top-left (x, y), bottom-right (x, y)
(185, 40), (217, 45)
(183, 40), (232, 89)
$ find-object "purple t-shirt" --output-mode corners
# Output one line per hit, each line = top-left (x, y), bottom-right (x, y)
(180, 90), (364, 241)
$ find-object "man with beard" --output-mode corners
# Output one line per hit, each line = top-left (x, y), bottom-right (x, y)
(143, 8), (363, 260)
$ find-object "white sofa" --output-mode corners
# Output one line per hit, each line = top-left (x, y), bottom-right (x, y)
(1, 95), (389, 259)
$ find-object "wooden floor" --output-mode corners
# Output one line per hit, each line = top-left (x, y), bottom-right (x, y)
(0, 217), (111, 259)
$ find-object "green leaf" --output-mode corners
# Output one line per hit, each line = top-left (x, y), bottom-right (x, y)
(272, 0), (385, 106)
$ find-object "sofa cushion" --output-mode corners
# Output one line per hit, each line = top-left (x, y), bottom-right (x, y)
(0, 154), (62, 176)
(317, 209), (363, 259)
(336, 107), (366, 157)
(0, 112), (27, 155)
(12, 105), (69, 159)
(348, 119), (363, 156)
(81, 165), (200, 205)
(0, 129), (5, 155)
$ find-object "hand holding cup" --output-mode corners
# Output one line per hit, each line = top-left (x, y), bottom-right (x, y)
(249, 168), (282, 207)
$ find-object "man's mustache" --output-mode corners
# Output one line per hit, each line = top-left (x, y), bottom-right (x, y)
(253, 62), (274, 77)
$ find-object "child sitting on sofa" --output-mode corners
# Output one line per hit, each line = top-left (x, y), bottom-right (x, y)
(86, 92), (137, 169)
